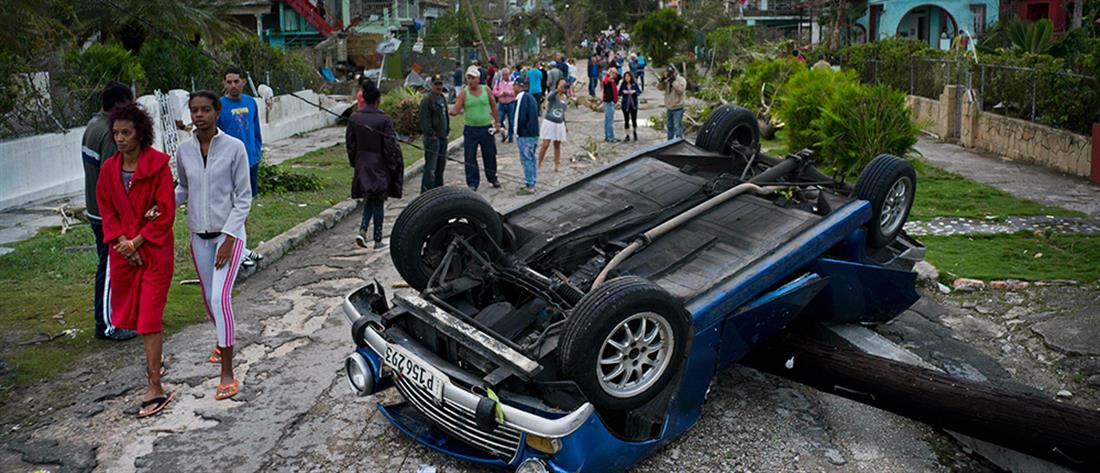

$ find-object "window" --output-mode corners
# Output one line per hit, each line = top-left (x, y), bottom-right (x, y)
(970, 4), (986, 35)
(284, 8), (301, 31)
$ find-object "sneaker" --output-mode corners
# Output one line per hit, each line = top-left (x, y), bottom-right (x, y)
(240, 249), (256, 268)
(609, 138), (621, 143)
(490, 181), (502, 189)
(373, 240), (388, 251)
(355, 232), (369, 249)
(96, 329), (138, 341)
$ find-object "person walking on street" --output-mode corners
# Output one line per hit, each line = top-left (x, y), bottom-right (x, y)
(620, 71), (641, 142)
(419, 75), (450, 192)
(83, 81), (138, 342)
(512, 76), (540, 194)
(537, 79), (569, 173)
(527, 62), (545, 110)
(587, 53), (601, 96)
(636, 54), (647, 91)
(602, 67), (620, 142)
(451, 65), (502, 190)
(347, 81), (404, 249)
(492, 67), (517, 143)
(217, 67), (263, 268)
(658, 65), (687, 140)
(487, 57), (497, 89)
(97, 102), (176, 417)
(175, 90), (253, 402)
(545, 62), (563, 103)
(628, 54), (644, 93)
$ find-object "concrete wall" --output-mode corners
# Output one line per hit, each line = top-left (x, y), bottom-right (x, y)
(907, 89), (1094, 179)
(0, 127), (86, 210)
(0, 90), (351, 211)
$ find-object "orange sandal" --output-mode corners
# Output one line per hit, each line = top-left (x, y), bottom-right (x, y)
(208, 347), (222, 364)
(215, 379), (239, 400)
(137, 393), (174, 418)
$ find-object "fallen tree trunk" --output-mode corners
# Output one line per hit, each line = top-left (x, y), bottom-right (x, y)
(741, 325), (1100, 471)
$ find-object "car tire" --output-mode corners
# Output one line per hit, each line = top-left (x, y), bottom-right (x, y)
(695, 104), (760, 156)
(559, 276), (692, 412)
(854, 154), (917, 248)
(391, 186), (503, 291)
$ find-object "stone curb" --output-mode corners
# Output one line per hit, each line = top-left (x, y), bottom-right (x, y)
(237, 135), (464, 280)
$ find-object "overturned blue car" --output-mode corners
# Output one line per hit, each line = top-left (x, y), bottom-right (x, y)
(342, 105), (923, 472)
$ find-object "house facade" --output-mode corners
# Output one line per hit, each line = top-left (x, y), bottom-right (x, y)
(856, 0), (1000, 49)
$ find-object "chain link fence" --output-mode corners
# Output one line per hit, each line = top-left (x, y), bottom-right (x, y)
(847, 57), (1100, 136)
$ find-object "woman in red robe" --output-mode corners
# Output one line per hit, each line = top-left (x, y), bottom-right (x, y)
(96, 102), (176, 418)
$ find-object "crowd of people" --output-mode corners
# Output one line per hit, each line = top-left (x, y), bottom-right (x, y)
(78, 41), (682, 419)
(80, 68), (266, 417)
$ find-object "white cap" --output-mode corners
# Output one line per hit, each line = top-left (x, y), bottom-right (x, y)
(465, 65), (480, 78)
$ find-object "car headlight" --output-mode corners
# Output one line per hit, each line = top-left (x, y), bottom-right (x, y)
(345, 353), (375, 396)
(516, 457), (549, 473)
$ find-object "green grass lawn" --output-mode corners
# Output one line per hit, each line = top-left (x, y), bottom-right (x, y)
(922, 232), (1100, 282)
(911, 164), (1084, 221)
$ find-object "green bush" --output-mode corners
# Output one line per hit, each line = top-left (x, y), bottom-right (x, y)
(382, 86), (424, 137)
(139, 37), (216, 92)
(632, 8), (691, 66)
(60, 43), (145, 96)
(731, 58), (802, 111)
(774, 67), (858, 152)
(258, 162), (323, 194)
(812, 83), (919, 179)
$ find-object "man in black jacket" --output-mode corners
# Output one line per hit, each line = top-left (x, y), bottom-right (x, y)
(419, 75), (450, 192)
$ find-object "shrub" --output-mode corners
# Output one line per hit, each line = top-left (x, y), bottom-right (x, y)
(632, 8), (691, 66)
(731, 58), (802, 111)
(214, 36), (316, 92)
(811, 83), (919, 179)
(60, 44), (145, 96)
(774, 67), (858, 152)
(382, 86), (424, 137)
(257, 162), (323, 194)
(139, 37), (216, 92)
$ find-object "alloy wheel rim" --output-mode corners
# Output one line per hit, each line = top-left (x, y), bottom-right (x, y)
(597, 312), (674, 398)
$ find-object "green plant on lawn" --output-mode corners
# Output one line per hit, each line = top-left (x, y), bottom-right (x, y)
(382, 86), (424, 138)
(731, 58), (802, 113)
(258, 162), (324, 194)
(774, 67), (857, 153)
(811, 82), (919, 180)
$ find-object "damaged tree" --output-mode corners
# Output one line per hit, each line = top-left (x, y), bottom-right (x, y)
(742, 325), (1100, 471)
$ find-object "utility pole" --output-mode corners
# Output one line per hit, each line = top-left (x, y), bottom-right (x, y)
(460, 0), (490, 60)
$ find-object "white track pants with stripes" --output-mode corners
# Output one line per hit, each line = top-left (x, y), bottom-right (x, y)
(189, 233), (245, 348)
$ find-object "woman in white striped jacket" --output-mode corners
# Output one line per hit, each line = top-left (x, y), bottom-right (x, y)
(174, 90), (253, 401)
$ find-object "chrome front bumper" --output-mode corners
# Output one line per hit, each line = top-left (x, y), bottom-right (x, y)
(343, 289), (594, 439)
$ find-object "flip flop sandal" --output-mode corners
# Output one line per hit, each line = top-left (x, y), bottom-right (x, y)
(208, 347), (222, 364)
(215, 379), (240, 401)
(137, 393), (174, 418)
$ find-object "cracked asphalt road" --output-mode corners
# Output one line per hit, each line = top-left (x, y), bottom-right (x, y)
(1, 87), (989, 473)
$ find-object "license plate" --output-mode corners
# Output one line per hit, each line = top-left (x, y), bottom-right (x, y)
(384, 345), (446, 403)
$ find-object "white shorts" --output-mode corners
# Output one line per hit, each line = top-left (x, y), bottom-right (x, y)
(539, 120), (567, 142)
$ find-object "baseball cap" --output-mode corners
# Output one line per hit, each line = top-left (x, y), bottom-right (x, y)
(466, 65), (480, 78)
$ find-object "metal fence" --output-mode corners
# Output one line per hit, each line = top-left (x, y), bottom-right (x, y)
(851, 58), (1100, 136)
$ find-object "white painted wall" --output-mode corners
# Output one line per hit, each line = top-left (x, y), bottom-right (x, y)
(0, 90), (351, 211)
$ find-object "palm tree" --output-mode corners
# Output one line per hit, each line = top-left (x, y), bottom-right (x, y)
(71, 0), (246, 53)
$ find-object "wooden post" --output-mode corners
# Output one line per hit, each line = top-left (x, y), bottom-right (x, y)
(460, 0), (490, 61)
(742, 325), (1100, 470)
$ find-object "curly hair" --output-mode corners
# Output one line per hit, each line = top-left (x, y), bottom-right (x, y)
(108, 101), (155, 149)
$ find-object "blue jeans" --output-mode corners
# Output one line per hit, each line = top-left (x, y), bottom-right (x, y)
(421, 136), (448, 192)
(360, 198), (384, 241)
(249, 163), (259, 197)
(516, 136), (539, 188)
(603, 102), (616, 140)
(667, 108), (684, 140)
(462, 125), (498, 190)
(498, 102), (515, 141)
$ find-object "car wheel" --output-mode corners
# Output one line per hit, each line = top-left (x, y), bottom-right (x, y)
(695, 104), (760, 156)
(559, 276), (691, 412)
(391, 186), (503, 291)
(854, 154), (917, 248)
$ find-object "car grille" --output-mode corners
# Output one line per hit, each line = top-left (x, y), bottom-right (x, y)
(393, 375), (524, 460)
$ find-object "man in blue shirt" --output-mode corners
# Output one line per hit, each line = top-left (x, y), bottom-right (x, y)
(526, 62), (544, 110)
(218, 66), (264, 267)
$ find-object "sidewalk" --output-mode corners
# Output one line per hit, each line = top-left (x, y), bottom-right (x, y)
(0, 126), (348, 255)
(915, 137), (1100, 218)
